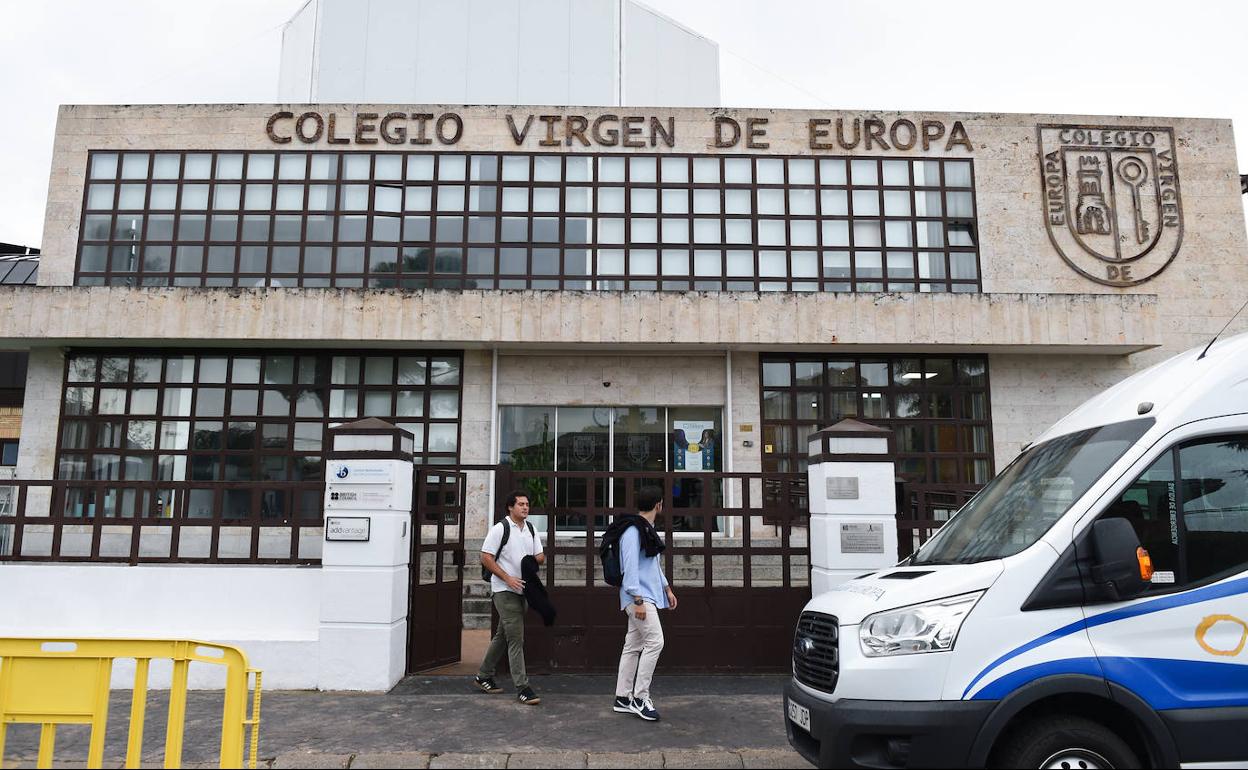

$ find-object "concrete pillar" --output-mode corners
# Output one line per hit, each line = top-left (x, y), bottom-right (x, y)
(806, 419), (898, 596)
(318, 418), (414, 691)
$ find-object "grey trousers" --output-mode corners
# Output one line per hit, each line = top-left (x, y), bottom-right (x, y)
(615, 602), (664, 701)
(477, 590), (528, 689)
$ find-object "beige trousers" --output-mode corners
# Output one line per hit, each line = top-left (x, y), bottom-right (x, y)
(615, 602), (665, 701)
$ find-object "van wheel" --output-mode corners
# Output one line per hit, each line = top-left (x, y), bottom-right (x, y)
(993, 715), (1140, 769)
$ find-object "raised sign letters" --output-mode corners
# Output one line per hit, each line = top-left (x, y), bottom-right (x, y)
(265, 111), (974, 153)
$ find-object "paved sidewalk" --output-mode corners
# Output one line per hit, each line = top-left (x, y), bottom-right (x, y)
(0, 675), (809, 769)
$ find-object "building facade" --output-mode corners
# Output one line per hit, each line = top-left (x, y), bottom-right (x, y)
(0, 103), (1243, 686)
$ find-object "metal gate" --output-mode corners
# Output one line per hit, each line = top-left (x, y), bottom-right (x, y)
(895, 482), (982, 560)
(495, 468), (811, 673)
(407, 468), (467, 673)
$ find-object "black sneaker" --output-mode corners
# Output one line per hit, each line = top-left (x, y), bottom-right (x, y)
(473, 675), (503, 694)
(518, 686), (541, 705)
(613, 695), (633, 713)
(630, 696), (660, 721)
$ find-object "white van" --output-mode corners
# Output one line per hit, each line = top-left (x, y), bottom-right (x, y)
(785, 332), (1248, 769)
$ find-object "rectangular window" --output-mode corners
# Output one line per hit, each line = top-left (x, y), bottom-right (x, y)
(76, 150), (982, 293)
(53, 349), (463, 520)
(498, 405), (724, 535)
(758, 354), (993, 484)
(1103, 435), (1248, 589)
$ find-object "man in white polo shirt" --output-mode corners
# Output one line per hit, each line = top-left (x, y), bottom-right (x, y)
(474, 490), (545, 705)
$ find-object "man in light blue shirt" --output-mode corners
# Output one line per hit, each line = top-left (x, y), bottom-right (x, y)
(613, 486), (678, 722)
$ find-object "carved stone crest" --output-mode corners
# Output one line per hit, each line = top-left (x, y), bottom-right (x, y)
(1037, 125), (1183, 286)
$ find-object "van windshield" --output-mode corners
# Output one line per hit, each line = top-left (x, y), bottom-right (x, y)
(911, 418), (1154, 565)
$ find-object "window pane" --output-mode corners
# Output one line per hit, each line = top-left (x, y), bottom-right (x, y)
(944, 161), (972, 187)
(819, 159), (847, 185)
(1180, 438), (1248, 583)
(1102, 450), (1180, 584)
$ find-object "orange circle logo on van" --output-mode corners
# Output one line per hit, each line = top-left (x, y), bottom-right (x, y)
(1195, 615), (1248, 657)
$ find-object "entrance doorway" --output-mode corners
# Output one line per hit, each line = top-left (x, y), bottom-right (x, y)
(494, 465), (809, 673)
(498, 405), (727, 535)
(407, 468), (468, 673)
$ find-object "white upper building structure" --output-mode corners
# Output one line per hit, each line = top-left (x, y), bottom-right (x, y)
(277, 0), (720, 107)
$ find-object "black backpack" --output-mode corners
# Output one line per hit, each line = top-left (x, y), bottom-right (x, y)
(482, 519), (536, 583)
(598, 528), (627, 587)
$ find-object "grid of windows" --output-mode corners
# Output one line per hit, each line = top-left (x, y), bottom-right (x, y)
(77, 150), (981, 292)
(759, 354), (993, 485)
(55, 350), (462, 518)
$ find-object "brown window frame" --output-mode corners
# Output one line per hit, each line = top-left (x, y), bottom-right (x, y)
(758, 353), (994, 485)
(46, 348), (462, 562)
(75, 150), (983, 293)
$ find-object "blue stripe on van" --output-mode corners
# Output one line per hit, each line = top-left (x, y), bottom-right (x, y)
(971, 656), (1248, 710)
(961, 575), (1248, 699)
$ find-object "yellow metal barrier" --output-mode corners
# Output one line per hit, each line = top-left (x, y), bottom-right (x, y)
(0, 638), (261, 769)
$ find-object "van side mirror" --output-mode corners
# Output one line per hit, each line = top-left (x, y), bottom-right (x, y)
(1089, 518), (1150, 601)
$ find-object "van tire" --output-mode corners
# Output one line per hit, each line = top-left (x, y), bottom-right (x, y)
(993, 715), (1140, 769)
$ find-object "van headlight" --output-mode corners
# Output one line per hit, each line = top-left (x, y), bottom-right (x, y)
(859, 592), (983, 657)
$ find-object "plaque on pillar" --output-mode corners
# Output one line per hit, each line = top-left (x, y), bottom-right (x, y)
(806, 419), (898, 596)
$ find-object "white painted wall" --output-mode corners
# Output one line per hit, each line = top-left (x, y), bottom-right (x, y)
(276, 0), (318, 102)
(0, 564), (322, 689)
(0, 457), (416, 692)
(276, 0), (719, 107)
(622, 0), (719, 107)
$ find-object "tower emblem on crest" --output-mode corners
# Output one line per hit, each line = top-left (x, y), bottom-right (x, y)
(1037, 125), (1183, 286)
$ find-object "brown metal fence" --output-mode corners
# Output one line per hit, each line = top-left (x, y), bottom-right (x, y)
(896, 482), (981, 560)
(494, 468), (811, 673)
(0, 480), (323, 564)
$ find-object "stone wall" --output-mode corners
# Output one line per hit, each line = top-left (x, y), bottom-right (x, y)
(15, 349), (64, 484)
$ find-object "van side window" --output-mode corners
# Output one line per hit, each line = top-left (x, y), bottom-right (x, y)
(1178, 437), (1248, 584)
(1101, 450), (1181, 584)
(1099, 435), (1248, 590)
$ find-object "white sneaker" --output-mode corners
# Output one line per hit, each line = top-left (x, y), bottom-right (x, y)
(630, 696), (660, 721)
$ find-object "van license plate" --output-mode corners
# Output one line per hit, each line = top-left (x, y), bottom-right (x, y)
(787, 700), (810, 731)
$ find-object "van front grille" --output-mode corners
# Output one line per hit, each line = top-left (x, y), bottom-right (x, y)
(793, 611), (839, 693)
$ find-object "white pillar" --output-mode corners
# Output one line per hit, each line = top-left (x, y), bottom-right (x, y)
(806, 419), (898, 596)
(318, 419), (414, 691)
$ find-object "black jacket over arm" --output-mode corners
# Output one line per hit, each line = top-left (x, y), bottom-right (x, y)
(520, 555), (557, 626)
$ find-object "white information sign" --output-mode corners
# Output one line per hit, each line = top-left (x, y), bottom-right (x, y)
(840, 522), (885, 554)
(326, 488), (394, 510)
(325, 516), (371, 542)
(328, 461), (394, 485)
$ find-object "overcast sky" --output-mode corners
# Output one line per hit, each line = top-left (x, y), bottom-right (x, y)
(2, 0), (1245, 248)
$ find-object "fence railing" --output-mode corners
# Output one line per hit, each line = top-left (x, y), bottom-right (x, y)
(0, 480), (324, 564)
(0, 469), (824, 571)
(896, 482), (982, 560)
(494, 468), (811, 590)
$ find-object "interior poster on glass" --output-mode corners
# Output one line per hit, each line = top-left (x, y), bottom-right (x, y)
(672, 420), (716, 472)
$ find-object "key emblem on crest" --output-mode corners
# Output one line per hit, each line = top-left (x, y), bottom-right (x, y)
(1037, 125), (1183, 286)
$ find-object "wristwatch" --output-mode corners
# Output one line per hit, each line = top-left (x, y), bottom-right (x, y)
(632, 596), (645, 606)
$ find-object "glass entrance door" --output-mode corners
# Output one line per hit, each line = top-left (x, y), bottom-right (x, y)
(498, 405), (724, 535)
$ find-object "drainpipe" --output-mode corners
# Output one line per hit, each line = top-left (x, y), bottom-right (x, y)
(725, 349), (734, 509)
(488, 348), (499, 519)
